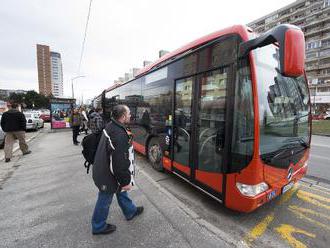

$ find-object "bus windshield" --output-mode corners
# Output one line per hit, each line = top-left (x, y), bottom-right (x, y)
(254, 44), (310, 167)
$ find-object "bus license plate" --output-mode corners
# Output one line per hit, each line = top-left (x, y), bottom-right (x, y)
(282, 181), (294, 194)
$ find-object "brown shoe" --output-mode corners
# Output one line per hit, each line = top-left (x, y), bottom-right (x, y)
(5, 158), (10, 163)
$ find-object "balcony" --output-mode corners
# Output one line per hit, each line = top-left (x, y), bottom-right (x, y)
(316, 73), (330, 79)
(306, 65), (319, 71)
(317, 63), (330, 69)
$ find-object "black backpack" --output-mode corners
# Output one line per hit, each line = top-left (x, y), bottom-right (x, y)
(81, 132), (102, 174)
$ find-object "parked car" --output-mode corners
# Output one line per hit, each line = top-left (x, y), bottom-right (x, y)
(0, 115), (5, 148)
(24, 112), (44, 131)
(325, 113), (330, 120)
(312, 113), (326, 120)
(39, 109), (51, 122)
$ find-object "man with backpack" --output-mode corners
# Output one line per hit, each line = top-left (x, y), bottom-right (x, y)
(91, 105), (144, 235)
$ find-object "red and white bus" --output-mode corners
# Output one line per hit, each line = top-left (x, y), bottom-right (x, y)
(96, 24), (311, 212)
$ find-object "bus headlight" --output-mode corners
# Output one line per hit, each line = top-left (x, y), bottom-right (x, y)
(236, 182), (269, 197)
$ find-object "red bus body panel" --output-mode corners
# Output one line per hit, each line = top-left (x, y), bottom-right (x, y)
(225, 151), (309, 212)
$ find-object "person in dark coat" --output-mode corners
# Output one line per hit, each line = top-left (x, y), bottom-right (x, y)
(0, 103), (31, 162)
(91, 104), (144, 235)
(70, 108), (81, 145)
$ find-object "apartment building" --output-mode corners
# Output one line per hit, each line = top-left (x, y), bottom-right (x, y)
(37, 44), (52, 96)
(50, 52), (64, 97)
(36, 44), (64, 97)
(248, 0), (330, 112)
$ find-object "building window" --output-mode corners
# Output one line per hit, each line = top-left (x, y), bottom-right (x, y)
(325, 0), (330, 7)
(306, 41), (322, 50)
(265, 14), (278, 24)
(322, 39), (330, 48)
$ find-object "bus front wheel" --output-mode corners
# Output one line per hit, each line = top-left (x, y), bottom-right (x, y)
(147, 138), (164, 172)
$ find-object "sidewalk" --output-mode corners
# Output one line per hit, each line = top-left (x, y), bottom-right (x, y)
(0, 130), (243, 248)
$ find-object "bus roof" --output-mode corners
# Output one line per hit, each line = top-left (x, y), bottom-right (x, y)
(104, 25), (251, 93)
(136, 25), (251, 77)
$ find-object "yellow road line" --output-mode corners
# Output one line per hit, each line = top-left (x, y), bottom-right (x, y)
(275, 224), (315, 248)
(312, 184), (330, 193)
(288, 205), (330, 232)
(243, 186), (299, 246)
(244, 213), (274, 246)
(297, 190), (330, 210)
(289, 205), (330, 221)
(300, 184), (330, 195)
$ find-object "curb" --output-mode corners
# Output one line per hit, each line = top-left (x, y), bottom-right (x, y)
(139, 169), (248, 248)
(312, 133), (330, 137)
(0, 132), (40, 161)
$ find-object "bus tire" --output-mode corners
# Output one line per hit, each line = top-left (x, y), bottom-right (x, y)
(147, 138), (164, 172)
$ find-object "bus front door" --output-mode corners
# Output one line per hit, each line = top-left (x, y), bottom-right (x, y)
(193, 68), (228, 195)
(173, 68), (229, 196)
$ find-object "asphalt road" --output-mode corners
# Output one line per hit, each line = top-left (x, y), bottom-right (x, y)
(308, 135), (330, 184)
(138, 155), (330, 248)
(0, 130), (329, 248)
(135, 134), (330, 248)
(0, 123), (48, 160)
(0, 129), (236, 248)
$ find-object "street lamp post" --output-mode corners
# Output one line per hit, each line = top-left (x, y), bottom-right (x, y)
(71, 75), (85, 98)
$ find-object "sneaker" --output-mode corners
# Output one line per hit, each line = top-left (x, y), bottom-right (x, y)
(127, 206), (144, 221)
(92, 223), (116, 235)
(5, 158), (10, 163)
(23, 150), (32, 155)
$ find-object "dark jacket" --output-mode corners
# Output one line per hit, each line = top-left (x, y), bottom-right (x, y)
(92, 119), (135, 193)
(0, 109), (26, 132)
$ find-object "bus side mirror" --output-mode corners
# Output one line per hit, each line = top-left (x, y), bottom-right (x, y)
(239, 24), (305, 77)
(282, 29), (305, 77)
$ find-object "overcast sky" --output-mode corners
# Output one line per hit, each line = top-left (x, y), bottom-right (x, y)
(0, 0), (295, 101)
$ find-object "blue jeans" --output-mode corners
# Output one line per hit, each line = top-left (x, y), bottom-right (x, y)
(92, 191), (137, 233)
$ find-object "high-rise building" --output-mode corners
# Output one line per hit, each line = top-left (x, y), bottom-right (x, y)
(131, 68), (140, 77)
(248, 0), (330, 108)
(143, 60), (152, 67)
(36, 44), (52, 96)
(50, 52), (64, 97)
(159, 50), (169, 58)
(36, 44), (64, 97)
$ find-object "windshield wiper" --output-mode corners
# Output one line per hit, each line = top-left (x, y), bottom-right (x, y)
(262, 141), (308, 164)
(283, 137), (310, 148)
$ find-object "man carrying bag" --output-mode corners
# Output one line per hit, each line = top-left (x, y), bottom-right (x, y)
(91, 104), (144, 235)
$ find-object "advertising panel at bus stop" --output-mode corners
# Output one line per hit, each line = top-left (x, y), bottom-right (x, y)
(49, 98), (76, 129)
